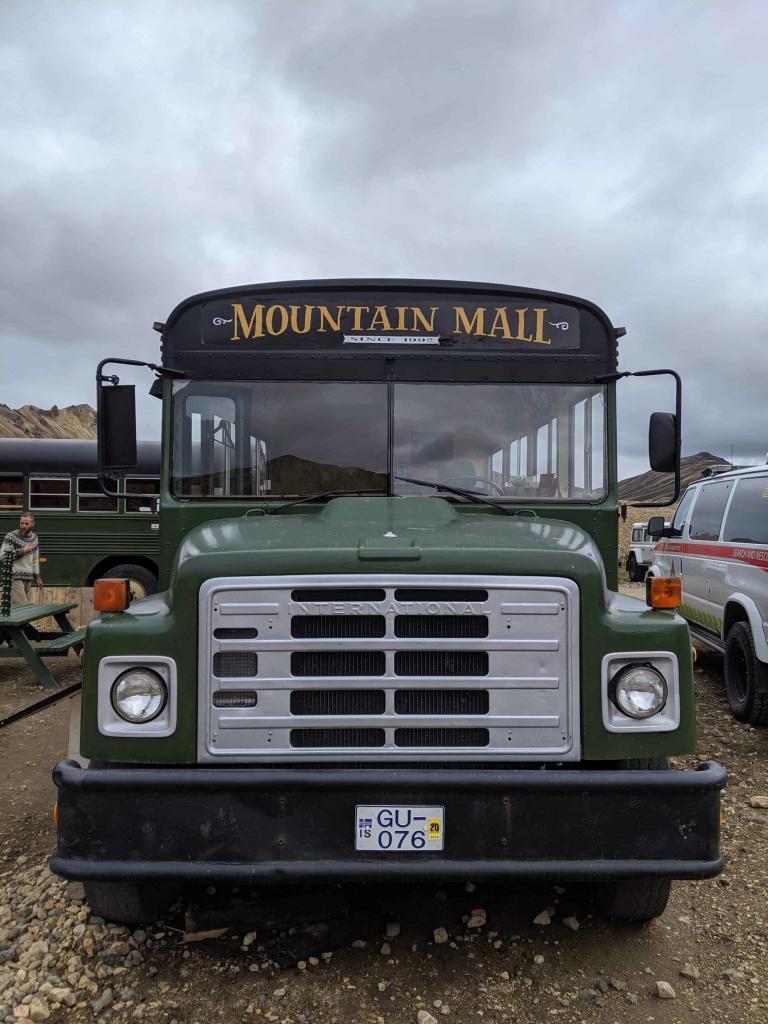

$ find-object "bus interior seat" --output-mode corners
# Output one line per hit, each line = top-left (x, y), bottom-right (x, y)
(538, 473), (558, 497)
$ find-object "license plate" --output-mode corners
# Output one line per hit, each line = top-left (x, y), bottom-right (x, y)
(355, 805), (444, 851)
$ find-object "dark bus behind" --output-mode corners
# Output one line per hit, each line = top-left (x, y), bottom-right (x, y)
(0, 438), (160, 596)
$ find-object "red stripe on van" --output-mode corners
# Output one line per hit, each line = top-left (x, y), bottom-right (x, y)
(656, 540), (768, 570)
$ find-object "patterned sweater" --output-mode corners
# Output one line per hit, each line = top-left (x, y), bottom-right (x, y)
(0, 529), (41, 581)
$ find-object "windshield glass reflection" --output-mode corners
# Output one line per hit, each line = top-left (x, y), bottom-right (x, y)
(171, 381), (606, 501)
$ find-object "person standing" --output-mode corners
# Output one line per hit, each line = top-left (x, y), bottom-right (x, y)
(1, 511), (43, 604)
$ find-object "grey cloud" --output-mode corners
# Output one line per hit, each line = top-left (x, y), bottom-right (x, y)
(0, 0), (766, 474)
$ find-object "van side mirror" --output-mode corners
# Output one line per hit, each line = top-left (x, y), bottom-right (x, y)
(98, 383), (138, 473)
(649, 412), (677, 473)
(647, 515), (666, 539)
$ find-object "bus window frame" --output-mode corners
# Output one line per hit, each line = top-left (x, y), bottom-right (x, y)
(76, 475), (119, 514)
(0, 473), (24, 511)
(29, 475), (72, 512)
(124, 476), (161, 514)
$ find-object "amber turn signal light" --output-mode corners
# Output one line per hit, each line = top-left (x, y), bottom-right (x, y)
(646, 575), (682, 609)
(94, 577), (131, 612)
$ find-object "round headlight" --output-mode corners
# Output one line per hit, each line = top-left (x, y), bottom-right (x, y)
(612, 664), (668, 719)
(111, 668), (167, 723)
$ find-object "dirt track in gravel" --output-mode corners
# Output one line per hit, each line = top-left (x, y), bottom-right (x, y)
(1, 590), (767, 1024)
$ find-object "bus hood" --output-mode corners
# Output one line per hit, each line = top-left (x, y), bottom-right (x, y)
(172, 497), (607, 593)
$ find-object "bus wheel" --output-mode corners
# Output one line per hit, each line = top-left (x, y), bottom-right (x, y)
(100, 564), (158, 600)
(724, 622), (768, 725)
(591, 757), (671, 921)
(83, 881), (180, 925)
(592, 877), (671, 922)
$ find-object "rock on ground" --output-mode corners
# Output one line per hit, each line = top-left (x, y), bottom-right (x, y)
(656, 981), (677, 999)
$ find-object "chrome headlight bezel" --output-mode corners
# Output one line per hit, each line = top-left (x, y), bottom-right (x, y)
(601, 652), (680, 734)
(98, 656), (177, 738)
(110, 668), (168, 724)
(610, 663), (668, 719)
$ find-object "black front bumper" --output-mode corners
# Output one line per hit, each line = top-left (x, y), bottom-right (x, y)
(51, 759), (726, 884)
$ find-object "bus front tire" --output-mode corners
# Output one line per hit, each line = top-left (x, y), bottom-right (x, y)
(592, 877), (671, 922)
(83, 881), (179, 925)
(590, 756), (671, 921)
(724, 621), (768, 725)
(99, 564), (158, 600)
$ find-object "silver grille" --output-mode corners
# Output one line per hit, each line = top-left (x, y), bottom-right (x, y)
(198, 575), (580, 762)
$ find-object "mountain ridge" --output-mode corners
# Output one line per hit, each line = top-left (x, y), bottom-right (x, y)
(619, 451), (731, 503)
(0, 403), (96, 439)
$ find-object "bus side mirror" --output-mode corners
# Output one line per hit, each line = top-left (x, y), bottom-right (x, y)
(649, 412), (677, 473)
(647, 515), (666, 539)
(616, 367), (681, 509)
(99, 383), (138, 473)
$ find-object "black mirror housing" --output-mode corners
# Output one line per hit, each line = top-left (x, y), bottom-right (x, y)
(99, 384), (138, 474)
(647, 515), (666, 539)
(649, 412), (677, 473)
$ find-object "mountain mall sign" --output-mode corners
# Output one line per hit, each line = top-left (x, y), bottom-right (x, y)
(202, 298), (581, 350)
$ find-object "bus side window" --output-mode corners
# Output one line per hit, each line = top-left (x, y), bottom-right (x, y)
(490, 448), (504, 488)
(77, 476), (118, 513)
(0, 474), (24, 509)
(30, 476), (71, 511)
(125, 478), (160, 513)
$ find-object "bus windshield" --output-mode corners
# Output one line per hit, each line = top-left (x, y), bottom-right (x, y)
(171, 381), (606, 501)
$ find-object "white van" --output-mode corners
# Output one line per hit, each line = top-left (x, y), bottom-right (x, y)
(626, 521), (669, 581)
(650, 464), (768, 724)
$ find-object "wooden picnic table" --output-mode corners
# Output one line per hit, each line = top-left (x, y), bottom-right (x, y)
(0, 601), (86, 688)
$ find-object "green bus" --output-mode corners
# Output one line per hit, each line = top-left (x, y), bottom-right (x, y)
(51, 279), (724, 925)
(0, 438), (160, 596)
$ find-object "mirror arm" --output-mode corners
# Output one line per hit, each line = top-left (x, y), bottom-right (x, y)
(596, 369), (682, 510)
(96, 357), (186, 500)
(96, 356), (188, 381)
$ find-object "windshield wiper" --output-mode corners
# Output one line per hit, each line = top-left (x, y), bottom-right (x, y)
(394, 475), (535, 518)
(253, 488), (387, 516)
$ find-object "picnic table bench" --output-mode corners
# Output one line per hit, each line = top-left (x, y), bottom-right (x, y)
(0, 602), (86, 687)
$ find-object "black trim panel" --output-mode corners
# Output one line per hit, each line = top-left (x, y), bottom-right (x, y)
(160, 278), (619, 380)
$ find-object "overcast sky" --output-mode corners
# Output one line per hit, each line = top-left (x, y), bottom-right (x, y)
(1, 0), (766, 479)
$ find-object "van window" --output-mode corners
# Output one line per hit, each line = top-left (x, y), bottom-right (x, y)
(722, 477), (768, 545)
(688, 481), (733, 541)
(672, 487), (696, 535)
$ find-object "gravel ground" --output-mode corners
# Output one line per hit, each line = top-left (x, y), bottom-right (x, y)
(1, 590), (767, 1024)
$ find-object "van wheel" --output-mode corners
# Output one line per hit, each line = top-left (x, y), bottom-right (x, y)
(626, 555), (644, 582)
(83, 881), (179, 924)
(592, 877), (671, 922)
(724, 621), (768, 725)
(99, 564), (158, 601)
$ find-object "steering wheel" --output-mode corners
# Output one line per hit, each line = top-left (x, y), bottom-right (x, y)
(443, 476), (506, 496)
